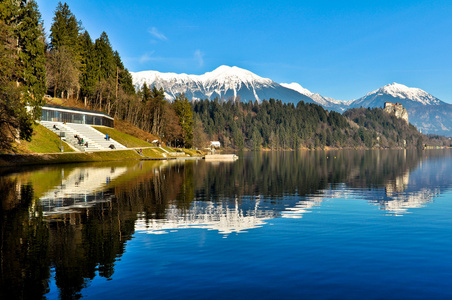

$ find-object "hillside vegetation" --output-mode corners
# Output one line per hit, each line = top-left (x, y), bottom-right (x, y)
(192, 99), (445, 150)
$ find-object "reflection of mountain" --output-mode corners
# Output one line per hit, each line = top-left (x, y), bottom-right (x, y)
(2, 150), (452, 299)
(135, 198), (278, 235)
(299, 167), (443, 215)
(375, 188), (439, 214)
(280, 198), (323, 219)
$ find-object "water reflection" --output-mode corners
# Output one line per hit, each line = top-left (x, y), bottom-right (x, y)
(41, 166), (128, 216)
(135, 196), (277, 235)
(1, 149), (452, 298)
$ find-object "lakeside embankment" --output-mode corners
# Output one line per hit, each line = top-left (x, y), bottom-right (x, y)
(0, 147), (204, 167)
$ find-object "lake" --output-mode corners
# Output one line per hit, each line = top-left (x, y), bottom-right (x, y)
(1, 149), (452, 299)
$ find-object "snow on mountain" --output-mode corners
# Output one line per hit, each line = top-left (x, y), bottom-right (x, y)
(280, 82), (313, 96)
(132, 66), (452, 135)
(349, 82), (452, 136)
(131, 65), (313, 104)
(281, 82), (352, 111)
(351, 82), (445, 108)
(370, 83), (442, 105)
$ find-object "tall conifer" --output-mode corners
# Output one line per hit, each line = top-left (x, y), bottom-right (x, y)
(48, 2), (81, 98)
(49, 2), (81, 52)
(17, 0), (46, 118)
(173, 93), (194, 147)
(79, 30), (96, 100)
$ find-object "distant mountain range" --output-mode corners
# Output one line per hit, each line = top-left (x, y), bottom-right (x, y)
(131, 66), (452, 136)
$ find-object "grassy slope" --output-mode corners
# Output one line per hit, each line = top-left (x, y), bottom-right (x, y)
(112, 119), (159, 143)
(16, 124), (75, 154)
(92, 125), (153, 148)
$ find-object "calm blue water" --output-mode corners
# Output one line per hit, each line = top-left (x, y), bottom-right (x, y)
(1, 150), (452, 299)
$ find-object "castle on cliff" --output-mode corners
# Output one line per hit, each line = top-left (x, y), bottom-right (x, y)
(383, 102), (409, 124)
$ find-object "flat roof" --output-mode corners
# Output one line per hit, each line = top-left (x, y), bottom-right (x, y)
(43, 104), (113, 120)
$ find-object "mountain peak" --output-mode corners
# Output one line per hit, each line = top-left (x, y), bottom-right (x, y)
(200, 65), (273, 85)
(280, 82), (313, 96)
(380, 82), (414, 94)
(359, 82), (443, 106)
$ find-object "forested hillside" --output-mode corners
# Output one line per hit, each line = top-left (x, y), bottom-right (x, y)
(0, 1), (449, 153)
(191, 99), (438, 150)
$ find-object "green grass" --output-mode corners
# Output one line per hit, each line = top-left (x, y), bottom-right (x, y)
(21, 124), (75, 153)
(92, 126), (153, 148)
(161, 146), (177, 152)
(0, 149), (165, 167)
(141, 148), (167, 157)
(183, 149), (205, 156)
(2, 120), (205, 166)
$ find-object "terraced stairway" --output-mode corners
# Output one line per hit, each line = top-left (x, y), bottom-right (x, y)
(40, 121), (126, 151)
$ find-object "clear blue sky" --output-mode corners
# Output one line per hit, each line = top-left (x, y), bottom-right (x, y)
(36, 0), (452, 103)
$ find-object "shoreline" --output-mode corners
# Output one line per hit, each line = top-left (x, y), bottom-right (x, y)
(1, 146), (444, 168)
(0, 148), (204, 167)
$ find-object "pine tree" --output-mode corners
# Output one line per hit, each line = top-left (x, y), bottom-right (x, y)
(113, 50), (135, 95)
(49, 2), (81, 52)
(0, 0), (46, 150)
(48, 2), (81, 98)
(141, 82), (151, 102)
(0, 20), (34, 150)
(16, 0), (47, 118)
(94, 31), (115, 80)
(79, 30), (96, 102)
(173, 93), (194, 148)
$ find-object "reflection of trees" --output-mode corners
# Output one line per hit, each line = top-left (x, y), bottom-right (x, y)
(193, 150), (423, 201)
(49, 198), (135, 299)
(1, 149), (445, 298)
(0, 179), (50, 299)
(344, 150), (421, 189)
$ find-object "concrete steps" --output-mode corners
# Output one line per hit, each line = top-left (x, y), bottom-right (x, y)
(39, 121), (126, 152)
(65, 123), (126, 150)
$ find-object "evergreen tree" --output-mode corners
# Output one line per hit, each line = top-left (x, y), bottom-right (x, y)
(141, 82), (151, 103)
(94, 31), (116, 80)
(173, 93), (194, 148)
(149, 86), (166, 136)
(113, 51), (135, 95)
(16, 0), (46, 118)
(251, 127), (262, 151)
(48, 2), (81, 98)
(79, 30), (96, 102)
(49, 2), (81, 52)
(0, 20), (34, 150)
(0, 0), (46, 150)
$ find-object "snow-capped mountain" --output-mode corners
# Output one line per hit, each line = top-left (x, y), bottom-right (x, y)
(131, 66), (452, 136)
(132, 65), (314, 104)
(348, 82), (452, 136)
(350, 82), (445, 109)
(281, 82), (353, 111)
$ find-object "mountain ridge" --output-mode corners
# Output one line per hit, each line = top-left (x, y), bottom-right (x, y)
(131, 66), (452, 136)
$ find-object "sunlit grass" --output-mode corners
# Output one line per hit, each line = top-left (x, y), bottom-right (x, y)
(92, 126), (153, 148)
(19, 124), (75, 153)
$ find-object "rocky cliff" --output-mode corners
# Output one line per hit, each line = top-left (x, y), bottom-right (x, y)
(384, 103), (409, 124)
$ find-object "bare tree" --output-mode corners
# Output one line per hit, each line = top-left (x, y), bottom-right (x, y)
(46, 46), (79, 99)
